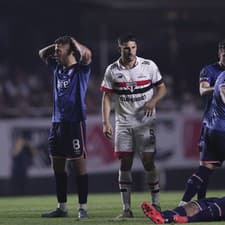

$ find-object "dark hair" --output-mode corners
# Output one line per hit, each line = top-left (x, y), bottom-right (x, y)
(218, 39), (225, 50)
(117, 34), (137, 46)
(54, 36), (76, 52)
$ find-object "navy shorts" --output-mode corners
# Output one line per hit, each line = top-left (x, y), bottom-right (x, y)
(48, 121), (87, 159)
(198, 123), (207, 152)
(200, 128), (225, 166)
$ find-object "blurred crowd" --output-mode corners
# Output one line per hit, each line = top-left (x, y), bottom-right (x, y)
(0, 60), (202, 118)
(0, 62), (52, 117)
(1, 1), (223, 118)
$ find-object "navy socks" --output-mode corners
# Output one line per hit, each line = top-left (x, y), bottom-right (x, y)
(76, 174), (88, 204)
(55, 172), (67, 203)
(182, 166), (213, 202)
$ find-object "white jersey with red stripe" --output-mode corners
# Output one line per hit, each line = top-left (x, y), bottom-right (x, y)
(101, 56), (163, 127)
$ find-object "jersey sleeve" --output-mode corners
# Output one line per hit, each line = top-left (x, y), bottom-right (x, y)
(100, 66), (113, 93)
(150, 61), (163, 86)
(199, 67), (212, 84)
(218, 74), (225, 88)
(216, 74), (225, 101)
(80, 62), (91, 73)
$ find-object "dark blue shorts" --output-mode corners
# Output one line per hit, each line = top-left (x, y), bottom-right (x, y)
(198, 123), (207, 152)
(200, 128), (225, 166)
(48, 121), (87, 159)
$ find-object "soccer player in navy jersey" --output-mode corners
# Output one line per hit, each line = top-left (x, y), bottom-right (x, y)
(38, 36), (92, 219)
(179, 39), (225, 206)
(142, 196), (225, 224)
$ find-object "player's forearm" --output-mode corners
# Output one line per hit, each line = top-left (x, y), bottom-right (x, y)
(151, 83), (167, 104)
(199, 81), (214, 96)
(219, 86), (225, 104)
(102, 93), (111, 124)
(39, 44), (55, 63)
(199, 86), (214, 96)
(71, 38), (92, 64)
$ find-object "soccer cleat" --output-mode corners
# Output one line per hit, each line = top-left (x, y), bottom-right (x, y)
(116, 209), (134, 219)
(173, 215), (188, 223)
(141, 201), (165, 224)
(78, 208), (88, 219)
(41, 208), (68, 217)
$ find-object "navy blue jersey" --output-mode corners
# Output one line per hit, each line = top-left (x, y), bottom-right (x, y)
(193, 197), (221, 211)
(199, 63), (225, 125)
(47, 58), (91, 122)
(208, 71), (225, 131)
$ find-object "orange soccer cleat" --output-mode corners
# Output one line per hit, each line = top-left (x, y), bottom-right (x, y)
(141, 202), (165, 224)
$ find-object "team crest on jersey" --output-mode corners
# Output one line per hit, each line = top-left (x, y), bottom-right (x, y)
(142, 61), (150, 65)
(126, 81), (137, 92)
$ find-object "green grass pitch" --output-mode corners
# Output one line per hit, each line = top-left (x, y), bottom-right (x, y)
(1, 191), (225, 225)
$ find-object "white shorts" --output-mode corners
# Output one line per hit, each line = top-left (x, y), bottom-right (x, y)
(115, 122), (156, 156)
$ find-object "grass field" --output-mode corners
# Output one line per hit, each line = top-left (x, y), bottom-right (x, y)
(1, 191), (225, 225)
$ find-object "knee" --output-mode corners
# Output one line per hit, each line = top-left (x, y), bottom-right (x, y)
(73, 158), (87, 176)
(143, 160), (155, 171)
(74, 166), (87, 176)
(120, 157), (133, 171)
(53, 164), (65, 173)
(120, 164), (132, 171)
(52, 162), (65, 173)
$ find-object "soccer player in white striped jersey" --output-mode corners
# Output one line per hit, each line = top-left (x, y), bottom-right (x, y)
(100, 34), (167, 219)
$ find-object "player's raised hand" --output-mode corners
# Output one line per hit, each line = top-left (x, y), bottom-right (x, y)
(103, 121), (113, 139)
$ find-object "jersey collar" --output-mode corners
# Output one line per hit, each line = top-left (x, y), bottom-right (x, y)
(117, 56), (139, 70)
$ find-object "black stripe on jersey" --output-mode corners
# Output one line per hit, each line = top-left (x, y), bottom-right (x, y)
(154, 78), (164, 87)
(113, 84), (153, 95)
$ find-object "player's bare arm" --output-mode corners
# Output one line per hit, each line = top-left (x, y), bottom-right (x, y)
(219, 86), (225, 104)
(199, 81), (214, 96)
(38, 44), (55, 64)
(102, 92), (113, 139)
(144, 82), (167, 116)
(70, 38), (92, 65)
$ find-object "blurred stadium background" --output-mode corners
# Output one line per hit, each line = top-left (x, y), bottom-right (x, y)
(0, 0), (225, 196)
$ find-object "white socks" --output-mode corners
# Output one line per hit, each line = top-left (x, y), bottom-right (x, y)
(119, 170), (132, 210)
(79, 203), (87, 210)
(57, 202), (68, 212)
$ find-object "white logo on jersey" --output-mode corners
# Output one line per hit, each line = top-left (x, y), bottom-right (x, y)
(57, 78), (71, 89)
